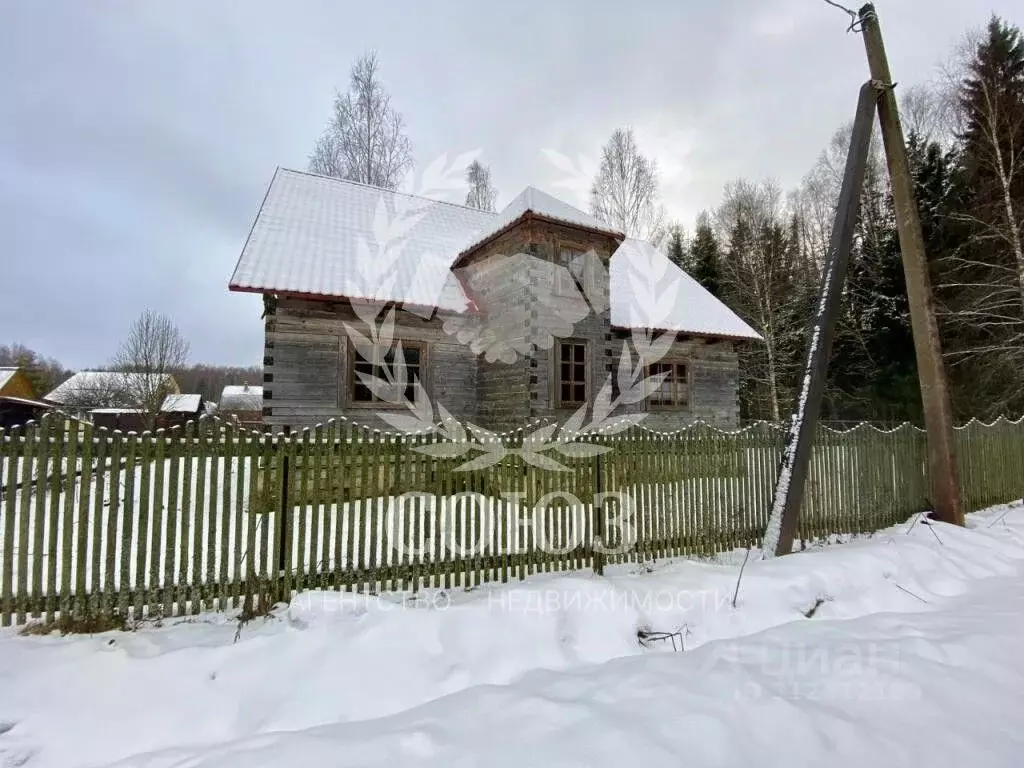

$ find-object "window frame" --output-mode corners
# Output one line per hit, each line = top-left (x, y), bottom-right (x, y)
(644, 360), (690, 409)
(555, 338), (589, 409)
(346, 338), (427, 409)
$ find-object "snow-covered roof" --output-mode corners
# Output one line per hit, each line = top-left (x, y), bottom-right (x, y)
(230, 169), (761, 340)
(229, 168), (494, 312)
(161, 394), (202, 413)
(220, 385), (262, 412)
(457, 186), (622, 256)
(610, 239), (762, 340)
(45, 371), (177, 406)
(0, 368), (18, 390)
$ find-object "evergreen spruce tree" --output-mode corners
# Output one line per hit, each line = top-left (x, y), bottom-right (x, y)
(664, 225), (687, 270)
(690, 213), (722, 298)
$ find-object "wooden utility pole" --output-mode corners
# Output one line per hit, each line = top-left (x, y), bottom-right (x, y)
(858, 3), (963, 526)
(764, 82), (877, 557)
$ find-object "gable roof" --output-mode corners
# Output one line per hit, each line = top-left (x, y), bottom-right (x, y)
(457, 186), (622, 258)
(230, 169), (761, 341)
(45, 371), (176, 406)
(220, 385), (262, 412)
(0, 368), (18, 390)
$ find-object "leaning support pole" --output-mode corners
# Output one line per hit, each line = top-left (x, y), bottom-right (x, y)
(858, 3), (963, 527)
(762, 81), (878, 558)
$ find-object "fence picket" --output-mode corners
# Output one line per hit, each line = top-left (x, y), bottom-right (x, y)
(119, 432), (138, 619)
(75, 422), (93, 619)
(16, 422), (36, 625)
(189, 424), (207, 612)
(217, 424), (231, 611)
(1, 426), (16, 626)
(36, 415), (55, 620)
(60, 419), (78, 619)
(135, 430), (152, 619)
(235, 425), (251, 606)
(295, 428), (310, 595)
(163, 428), (179, 617)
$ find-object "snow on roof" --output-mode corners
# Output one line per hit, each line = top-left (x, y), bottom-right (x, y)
(230, 169), (761, 340)
(457, 186), (622, 257)
(220, 385), (262, 412)
(161, 394), (202, 413)
(0, 368), (18, 390)
(45, 371), (176, 406)
(229, 168), (495, 312)
(610, 239), (762, 340)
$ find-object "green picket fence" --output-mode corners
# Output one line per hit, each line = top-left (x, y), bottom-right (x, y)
(0, 413), (1022, 627)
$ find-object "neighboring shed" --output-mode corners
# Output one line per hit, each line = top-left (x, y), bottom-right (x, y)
(219, 385), (262, 426)
(0, 396), (53, 429)
(0, 367), (37, 400)
(159, 393), (204, 429)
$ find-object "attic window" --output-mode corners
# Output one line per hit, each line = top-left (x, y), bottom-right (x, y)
(646, 362), (688, 407)
(557, 341), (587, 407)
(556, 247), (587, 295)
(351, 343), (423, 405)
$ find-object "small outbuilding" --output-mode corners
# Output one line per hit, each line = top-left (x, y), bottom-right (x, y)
(159, 393), (204, 429)
(0, 396), (53, 429)
(219, 384), (262, 426)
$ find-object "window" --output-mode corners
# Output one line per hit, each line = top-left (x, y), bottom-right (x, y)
(351, 342), (423, 405)
(557, 341), (587, 406)
(556, 247), (586, 295)
(646, 362), (688, 407)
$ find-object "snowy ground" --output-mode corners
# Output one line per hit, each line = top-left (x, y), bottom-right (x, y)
(1, 502), (1023, 768)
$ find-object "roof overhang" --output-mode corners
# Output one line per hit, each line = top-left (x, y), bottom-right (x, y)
(453, 210), (624, 267)
(228, 284), (479, 317)
(610, 324), (764, 343)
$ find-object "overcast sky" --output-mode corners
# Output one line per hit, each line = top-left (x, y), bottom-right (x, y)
(1, 0), (1016, 369)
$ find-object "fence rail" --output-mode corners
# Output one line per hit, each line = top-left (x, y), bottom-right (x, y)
(1, 413), (1022, 627)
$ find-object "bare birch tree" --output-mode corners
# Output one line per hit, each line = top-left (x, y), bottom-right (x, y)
(309, 51), (414, 190)
(112, 310), (189, 427)
(933, 19), (1024, 415)
(715, 179), (811, 421)
(590, 128), (667, 243)
(464, 160), (497, 212)
(957, 21), (1024, 316)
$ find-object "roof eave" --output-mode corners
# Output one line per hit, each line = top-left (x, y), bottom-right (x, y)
(610, 323), (764, 343)
(228, 284), (477, 317)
